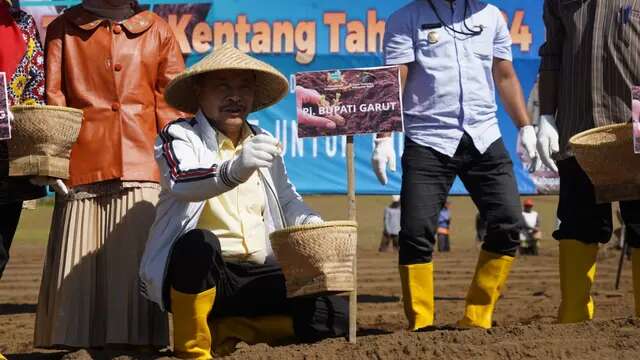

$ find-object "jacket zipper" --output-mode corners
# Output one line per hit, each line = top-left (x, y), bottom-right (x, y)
(259, 171), (288, 228)
(246, 123), (288, 228)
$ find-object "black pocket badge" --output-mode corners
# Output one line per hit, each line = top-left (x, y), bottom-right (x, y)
(421, 23), (442, 30)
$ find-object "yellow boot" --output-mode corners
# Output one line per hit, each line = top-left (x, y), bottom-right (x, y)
(399, 262), (434, 331)
(210, 315), (296, 356)
(557, 240), (598, 323)
(457, 250), (514, 329)
(632, 248), (640, 317)
(171, 287), (216, 359)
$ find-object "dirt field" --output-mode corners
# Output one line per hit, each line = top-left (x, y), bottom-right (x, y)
(2, 196), (639, 359)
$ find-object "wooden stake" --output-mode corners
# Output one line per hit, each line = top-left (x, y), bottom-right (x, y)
(615, 224), (627, 290)
(346, 136), (357, 343)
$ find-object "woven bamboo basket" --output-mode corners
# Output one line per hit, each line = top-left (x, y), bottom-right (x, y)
(269, 221), (357, 298)
(570, 123), (640, 203)
(7, 105), (83, 179)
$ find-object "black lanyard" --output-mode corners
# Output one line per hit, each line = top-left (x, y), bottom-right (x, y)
(426, 0), (484, 36)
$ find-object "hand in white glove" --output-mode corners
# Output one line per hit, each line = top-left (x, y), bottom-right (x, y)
(29, 176), (69, 195)
(302, 215), (323, 225)
(519, 125), (539, 173)
(371, 136), (396, 185)
(536, 115), (559, 173)
(228, 134), (280, 183)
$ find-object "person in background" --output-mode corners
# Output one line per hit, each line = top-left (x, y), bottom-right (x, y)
(0, 0), (67, 290)
(1, 3), (66, 357)
(1, 0), (45, 278)
(380, 195), (401, 252)
(436, 202), (451, 252)
(537, 0), (640, 322)
(34, 0), (186, 349)
(612, 205), (631, 259)
(520, 199), (541, 255)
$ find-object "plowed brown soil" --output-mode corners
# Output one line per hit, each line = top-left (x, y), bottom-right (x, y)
(2, 196), (639, 359)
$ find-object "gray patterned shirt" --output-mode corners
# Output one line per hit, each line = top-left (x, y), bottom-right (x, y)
(539, 0), (640, 159)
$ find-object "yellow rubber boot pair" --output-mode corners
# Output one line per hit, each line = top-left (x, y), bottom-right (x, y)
(557, 240), (598, 323)
(171, 287), (216, 359)
(399, 262), (434, 330)
(210, 315), (296, 356)
(457, 250), (514, 329)
(632, 248), (640, 317)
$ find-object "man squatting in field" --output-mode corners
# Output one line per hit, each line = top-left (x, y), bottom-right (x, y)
(537, 0), (640, 322)
(372, 0), (538, 330)
(138, 44), (348, 359)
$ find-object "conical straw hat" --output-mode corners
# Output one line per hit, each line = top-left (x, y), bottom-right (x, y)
(164, 43), (289, 113)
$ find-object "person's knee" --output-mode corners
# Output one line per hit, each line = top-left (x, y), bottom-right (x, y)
(169, 229), (222, 293)
(491, 206), (523, 230)
(554, 219), (612, 244)
(483, 215), (520, 257)
(399, 231), (434, 264)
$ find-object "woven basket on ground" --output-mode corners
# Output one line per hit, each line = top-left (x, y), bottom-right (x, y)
(7, 105), (83, 179)
(269, 221), (357, 298)
(570, 123), (640, 203)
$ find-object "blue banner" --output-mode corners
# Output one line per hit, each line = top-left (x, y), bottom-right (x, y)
(21, 0), (556, 195)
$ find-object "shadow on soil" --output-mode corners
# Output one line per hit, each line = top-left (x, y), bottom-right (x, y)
(0, 303), (36, 316)
(357, 294), (399, 303)
(7, 352), (66, 360)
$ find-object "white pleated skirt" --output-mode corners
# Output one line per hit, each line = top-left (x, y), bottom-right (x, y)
(34, 185), (168, 348)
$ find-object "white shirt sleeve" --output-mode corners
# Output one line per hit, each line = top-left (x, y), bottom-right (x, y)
(383, 9), (415, 65)
(493, 9), (513, 61)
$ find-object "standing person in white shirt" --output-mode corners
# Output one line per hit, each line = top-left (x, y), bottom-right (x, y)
(380, 195), (401, 252)
(520, 199), (541, 255)
(372, 0), (537, 330)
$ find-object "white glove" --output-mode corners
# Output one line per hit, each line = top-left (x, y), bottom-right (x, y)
(29, 176), (69, 195)
(228, 134), (280, 183)
(519, 125), (539, 173)
(536, 115), (559, 173)
(303, 215), (323, 225)
(371, 136), (396, 185)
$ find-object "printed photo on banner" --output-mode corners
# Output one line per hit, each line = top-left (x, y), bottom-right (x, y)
(295, 66), (403, 138)
(0, 73), (10, 141)
(633, 86), (640, 154)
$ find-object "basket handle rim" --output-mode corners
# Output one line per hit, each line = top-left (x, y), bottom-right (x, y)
(269, 220), (358, 237)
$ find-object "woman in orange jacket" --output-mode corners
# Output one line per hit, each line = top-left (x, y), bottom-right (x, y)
(34, 0), (186, 349)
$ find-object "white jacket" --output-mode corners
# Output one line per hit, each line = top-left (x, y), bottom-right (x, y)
(139, 111), (316, 310)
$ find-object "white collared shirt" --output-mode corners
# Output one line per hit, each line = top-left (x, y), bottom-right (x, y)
(384, 0), (512, 156)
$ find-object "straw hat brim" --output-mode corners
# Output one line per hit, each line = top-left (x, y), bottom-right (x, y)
(164, 44), (289, 114)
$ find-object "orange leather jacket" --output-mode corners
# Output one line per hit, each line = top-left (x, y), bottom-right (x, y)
(45, 6), (186, 187)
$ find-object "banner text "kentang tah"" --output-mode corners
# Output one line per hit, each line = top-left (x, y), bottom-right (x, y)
(167, 10), (386, 64)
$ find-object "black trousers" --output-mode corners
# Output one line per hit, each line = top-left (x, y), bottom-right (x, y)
(0, 201), (22, 279)
(165, 229), (348, 343)
(400, 135), (523, 264)
(553, 158), (640, 248)
(379, 233), (399, 252)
